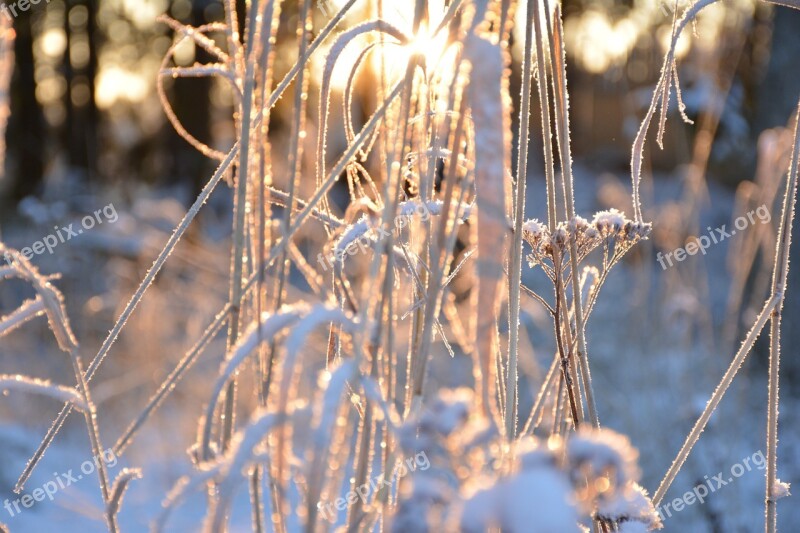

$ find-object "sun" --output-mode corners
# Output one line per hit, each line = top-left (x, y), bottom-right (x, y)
(373, 22), (452, 81)
(317, 1), (454, 90)
(409, 23), (451, 71)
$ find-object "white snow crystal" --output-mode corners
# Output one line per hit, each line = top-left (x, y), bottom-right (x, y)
(772, 479), (791, 500)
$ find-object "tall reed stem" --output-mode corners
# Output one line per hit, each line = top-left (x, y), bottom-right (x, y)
(69, 348), (116, 532)
(765, 98), (800, 532)
(506, 0), (536, 441)
(548, 4), (597, 427)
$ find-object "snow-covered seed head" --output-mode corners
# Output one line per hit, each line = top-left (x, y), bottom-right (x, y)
(623, 221), (634, 238)
(617, 220), (652, 243)
(522, 219), (548, 244)
(634, 221), (653, 239)
(592, 209), (627, 237)
(552, 225), (568, 247)
(567, 215), (589, 236)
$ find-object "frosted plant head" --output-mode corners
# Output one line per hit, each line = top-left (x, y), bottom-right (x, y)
(553, 224), (569, 248)
(567, 215), (590, 234)
(567, 428), (641, 514)
(592, 209), (627, 237)
(567, 428), (640, 487)
(522, 207), (650, 282)
(522, 218), (548, 243)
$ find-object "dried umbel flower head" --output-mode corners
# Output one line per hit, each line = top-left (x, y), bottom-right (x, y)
(624, 220), (653, 241)
(523, 211), (651, 272)
(590, 209), (652, 244)
(567, 215), (590, 234)
(552, 224), (568, 248)
(592, 209), (626, 236)
(522, 219), (548, 243)
(567, 215), (602, 249)
(393, 402), (655, 532)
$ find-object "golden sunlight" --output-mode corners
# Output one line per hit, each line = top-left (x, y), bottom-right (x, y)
(377, 22), (451, 77)
(319, 0), (453, 89)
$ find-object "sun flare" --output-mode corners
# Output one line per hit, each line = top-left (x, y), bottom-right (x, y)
(319, 0), (454, 89)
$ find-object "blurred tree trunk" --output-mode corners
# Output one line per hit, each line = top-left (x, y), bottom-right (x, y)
(61, 0), (99, 184)
(166, 1), (212, 198)
(8, 7), (45, 200)
(756, 6), (800, 393)
(754, 7), (800, 132)
(0, 17), (13, 187)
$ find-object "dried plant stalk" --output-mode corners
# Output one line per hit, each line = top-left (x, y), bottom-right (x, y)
(765, 98), (800, 532)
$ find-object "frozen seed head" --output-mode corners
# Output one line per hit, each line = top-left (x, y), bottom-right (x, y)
(633, 221), (653, 239)
(590, 209), (652, 244)
(523, 212), (650, 275)
(567, 215), (590, 234)
(552, 225), (568, 247)
(592, 209), (627, 236)
(566, 215), (603, 249)
(522, 219), (548, 243)
(522, 219), (553, 266)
